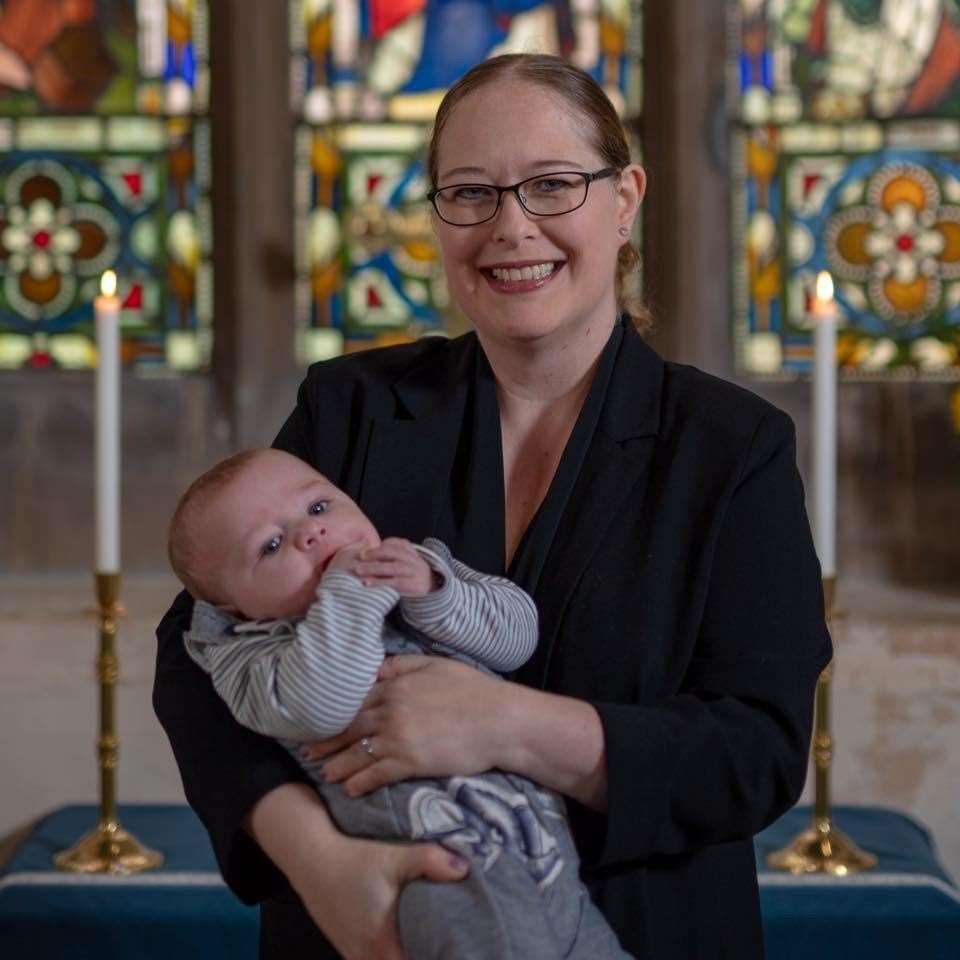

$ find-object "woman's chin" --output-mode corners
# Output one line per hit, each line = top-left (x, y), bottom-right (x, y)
(475, 309), (576, 346)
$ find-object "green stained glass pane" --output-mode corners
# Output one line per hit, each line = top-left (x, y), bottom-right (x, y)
(291, 0), (643, 364)
(0, 1), (212, 372)
(736, 0), (960, 124)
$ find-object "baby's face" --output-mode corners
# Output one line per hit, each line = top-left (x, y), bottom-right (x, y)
(196, 451), (380, 620)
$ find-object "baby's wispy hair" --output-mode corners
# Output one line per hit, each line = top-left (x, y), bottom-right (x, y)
(167, 449), (267, 601)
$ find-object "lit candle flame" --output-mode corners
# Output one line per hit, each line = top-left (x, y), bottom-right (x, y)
(815, 270), (834, 303)
(101, 270), (117, 298)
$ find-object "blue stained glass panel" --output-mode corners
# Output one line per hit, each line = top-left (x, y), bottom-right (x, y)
(0, 1), (212, 372)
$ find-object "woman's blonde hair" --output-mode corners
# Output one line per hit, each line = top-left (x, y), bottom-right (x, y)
(426, 53), (652, 334)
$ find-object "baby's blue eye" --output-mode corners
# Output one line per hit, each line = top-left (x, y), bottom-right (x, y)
(308, 500), (329, 515)
(262, 535), (282, 557)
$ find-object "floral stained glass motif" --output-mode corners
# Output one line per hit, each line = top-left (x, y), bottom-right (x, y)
(732, 1), (960, 378)
(290, 0), (643, 363)
(0, 0), (211, 372)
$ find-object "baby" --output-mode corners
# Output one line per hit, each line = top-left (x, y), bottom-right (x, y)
(168, 448), (629, 960)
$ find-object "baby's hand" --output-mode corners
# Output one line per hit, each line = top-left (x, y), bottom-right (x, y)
(353, 538), (438, 597)
(325, 541), (370, 575)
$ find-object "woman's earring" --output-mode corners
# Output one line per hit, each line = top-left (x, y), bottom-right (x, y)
(618, 225), (630, 238)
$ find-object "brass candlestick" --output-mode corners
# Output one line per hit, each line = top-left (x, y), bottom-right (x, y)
(767, 576), (877, 875)
(54, 573), (164, 874)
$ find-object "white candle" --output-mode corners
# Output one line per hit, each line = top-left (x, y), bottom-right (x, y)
(95, 271), (121, 573)
(811, 271), (837, 579)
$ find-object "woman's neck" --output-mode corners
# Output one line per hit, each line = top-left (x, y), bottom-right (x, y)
(479, 316), (617, 416)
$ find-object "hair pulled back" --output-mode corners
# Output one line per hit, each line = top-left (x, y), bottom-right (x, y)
(426, 54), (651, 334)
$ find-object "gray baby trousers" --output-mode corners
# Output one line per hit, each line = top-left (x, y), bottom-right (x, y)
(296, 749), (631, 960)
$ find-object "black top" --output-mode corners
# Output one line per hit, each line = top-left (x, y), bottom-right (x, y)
(154, 322), (831, 959)
(506, 321), (623, 595)
(443, 319), (623, 594)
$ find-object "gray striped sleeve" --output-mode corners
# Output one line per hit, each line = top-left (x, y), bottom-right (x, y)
(399, 538), (538, 673)
(185, 572), (399, 742)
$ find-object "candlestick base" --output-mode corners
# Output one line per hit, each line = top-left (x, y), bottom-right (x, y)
(54, 819), (164, 874)
(766, 816), (877, 876)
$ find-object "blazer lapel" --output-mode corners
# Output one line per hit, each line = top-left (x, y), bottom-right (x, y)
(356, 335), (476, 544)
(517, 326), (664, 689)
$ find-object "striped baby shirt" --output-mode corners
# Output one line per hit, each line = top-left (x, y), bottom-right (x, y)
(183, 539), (539, 742)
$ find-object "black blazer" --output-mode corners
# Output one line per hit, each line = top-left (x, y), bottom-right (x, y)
(154, 324), (831, 959)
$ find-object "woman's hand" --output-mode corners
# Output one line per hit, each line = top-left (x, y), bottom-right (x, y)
(304, 657), (609, 810)
(247, 783), (468, 960)
(305, 656), (510, 796)
(291, 831), (468, 960)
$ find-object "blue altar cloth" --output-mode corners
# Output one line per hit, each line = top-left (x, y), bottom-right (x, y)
(2, 803), (958, 959)
(756, 805), (960, 959)
(0, 804), (257, 960)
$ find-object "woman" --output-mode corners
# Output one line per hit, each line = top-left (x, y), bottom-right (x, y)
(155, 54), (831, 959)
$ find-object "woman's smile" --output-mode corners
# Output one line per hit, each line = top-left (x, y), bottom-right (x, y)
(480, 259), (566, 294)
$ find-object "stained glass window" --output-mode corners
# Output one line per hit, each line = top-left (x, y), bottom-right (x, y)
(0, 0), (211, 372)
(290, 0), (643, 363)
(732, 0), (960, 378)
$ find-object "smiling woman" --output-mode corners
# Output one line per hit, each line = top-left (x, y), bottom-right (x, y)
(155, 53), (831, 960)
(427, 56), (650, 342)
(424, 66), (646, 354)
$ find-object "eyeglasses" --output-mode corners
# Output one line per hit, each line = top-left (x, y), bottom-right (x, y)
(427, 168), (618, 226)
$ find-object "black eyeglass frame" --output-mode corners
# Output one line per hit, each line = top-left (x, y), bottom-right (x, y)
(427, 167), (619, 226)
